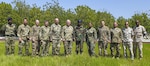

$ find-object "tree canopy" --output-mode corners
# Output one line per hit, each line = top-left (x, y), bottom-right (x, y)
(0, 0), (150, 34)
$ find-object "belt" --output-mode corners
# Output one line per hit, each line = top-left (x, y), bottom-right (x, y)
(5, 35), (15, 37)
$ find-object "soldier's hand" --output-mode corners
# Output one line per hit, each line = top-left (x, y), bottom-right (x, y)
(62, 39), (65, 42)
(19, 38), (22, 42)
(107, 40), (110, 43)
(94, 40), (97, 44)
(32, 39), (35, 42)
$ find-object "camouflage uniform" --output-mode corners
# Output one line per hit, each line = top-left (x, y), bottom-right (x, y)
(17, 24), (30, 55)
(133, 25), (146, 58)
(110, 27), (123, 58)
(31, 25), (41, 56)
(62, 25), (74, 55)
(39, 25), (51, 56)
(97, 26), (110, 56)
(74, 26), (85, 54)
(50, 23), (62, 55)
(1, 24), (16, 55)
(86, 27), (97, 56)
(122, 27), (134, 60)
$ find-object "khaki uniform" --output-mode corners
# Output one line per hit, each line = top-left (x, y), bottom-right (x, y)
(1, 24), (16, 55)
(50, 23), (62, 55)
(17, 24), (31, 55)
(133, 25), (146, 58)
(39, 26), (51, 56)
(122, 27), (134, 59)
(74, 26), (85, 54)
(110, 27), (123, 58)
(86, 27), (97, 56)
(97, 26), (110, 56)
(31, 25), (41, 56)
(62, 25), (74, 55)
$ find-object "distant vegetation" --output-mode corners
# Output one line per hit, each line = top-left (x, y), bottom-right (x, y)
(0, 0), (150, 34)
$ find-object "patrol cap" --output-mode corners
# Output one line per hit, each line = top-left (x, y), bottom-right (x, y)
(8, 17), (12, 21)
(78, 20), (82, 23)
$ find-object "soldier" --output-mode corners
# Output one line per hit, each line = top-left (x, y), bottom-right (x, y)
(17, 18), (31, 56)
(1, 17), (16, 55)
(62, 19), (74, 56)
(110, 22), (123, 59)
(31, 20), (41, 56)
(50, 18), (62, 55)
(122, 21), (134, 60)
(97, 20), (110, 56)
(39, 21), (51, 56)
(74, 20), (85, 54)
(133, 20), (147, 60)
(86, 22), (97, 56)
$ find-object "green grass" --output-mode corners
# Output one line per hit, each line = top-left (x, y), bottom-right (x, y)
(0, 41), (150, 66)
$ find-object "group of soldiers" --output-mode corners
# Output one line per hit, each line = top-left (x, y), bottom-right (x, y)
(1, 17), (147, 60)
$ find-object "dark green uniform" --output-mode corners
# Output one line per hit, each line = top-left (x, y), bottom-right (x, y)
(74, 26), (85, 54)
(1, 24), (16, 55)
(86, 27), (97, 56)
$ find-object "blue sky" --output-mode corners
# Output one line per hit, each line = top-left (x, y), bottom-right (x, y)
(0, 0), (150, 19)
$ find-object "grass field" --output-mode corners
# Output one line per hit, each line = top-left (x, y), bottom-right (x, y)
(0, 41), (150, 66)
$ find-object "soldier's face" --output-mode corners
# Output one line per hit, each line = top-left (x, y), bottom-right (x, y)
(45, 22), (49, 26)
(78, 22), (82, 26)
(125, 22), (129, 28)
(36, 21), (39, 26)
(114, 22), (118, 28)
(136, 21), (140, 26)
(89, 23), (92, 27)
(66, 21), (71, 26)
(101, 21), (105, 26)
(8, 20), (12, 24)
(55, 19), (59, 24)
(24, 19), (28, 25)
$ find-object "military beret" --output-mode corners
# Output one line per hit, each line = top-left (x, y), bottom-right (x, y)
(78, 20), (82, 23)
(8, 17), (12, 21)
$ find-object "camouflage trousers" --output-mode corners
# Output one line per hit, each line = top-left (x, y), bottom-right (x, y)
(110, 43), (121, 57)
(32, 40), (40, 56)
(18, 40), (30, 55)
(63, 41), (72, 55)
(40, 40), (50, 56)
(123, 42), (134, 59)
(98, 41), (108, 56)
(5, 36), (15, 55)
(133, 42), (143, 58)
(76, 40), (84, 54)
(52, 39), (61, 55)
(86, 40), (95, 56)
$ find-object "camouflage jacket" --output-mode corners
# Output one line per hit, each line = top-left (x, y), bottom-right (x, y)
(110, 27), (123, 43)
(50, 23), (62, 40)
(39, 26), (50, 40)
(97, 26), (110, 42)
(17, 24), (31, 40)
(86, 27), (97, 42)
(122, 27), (134, 42)
(74, 25), (85, 41)
(133, 25), (146, 42)
(31, 25), (41, 40)
(1, 24), (16, 36)
(62, 25), (74, 41)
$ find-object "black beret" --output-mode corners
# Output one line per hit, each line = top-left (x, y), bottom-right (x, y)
(78, 20), (82, 23)
(8, 17), (12, 21)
